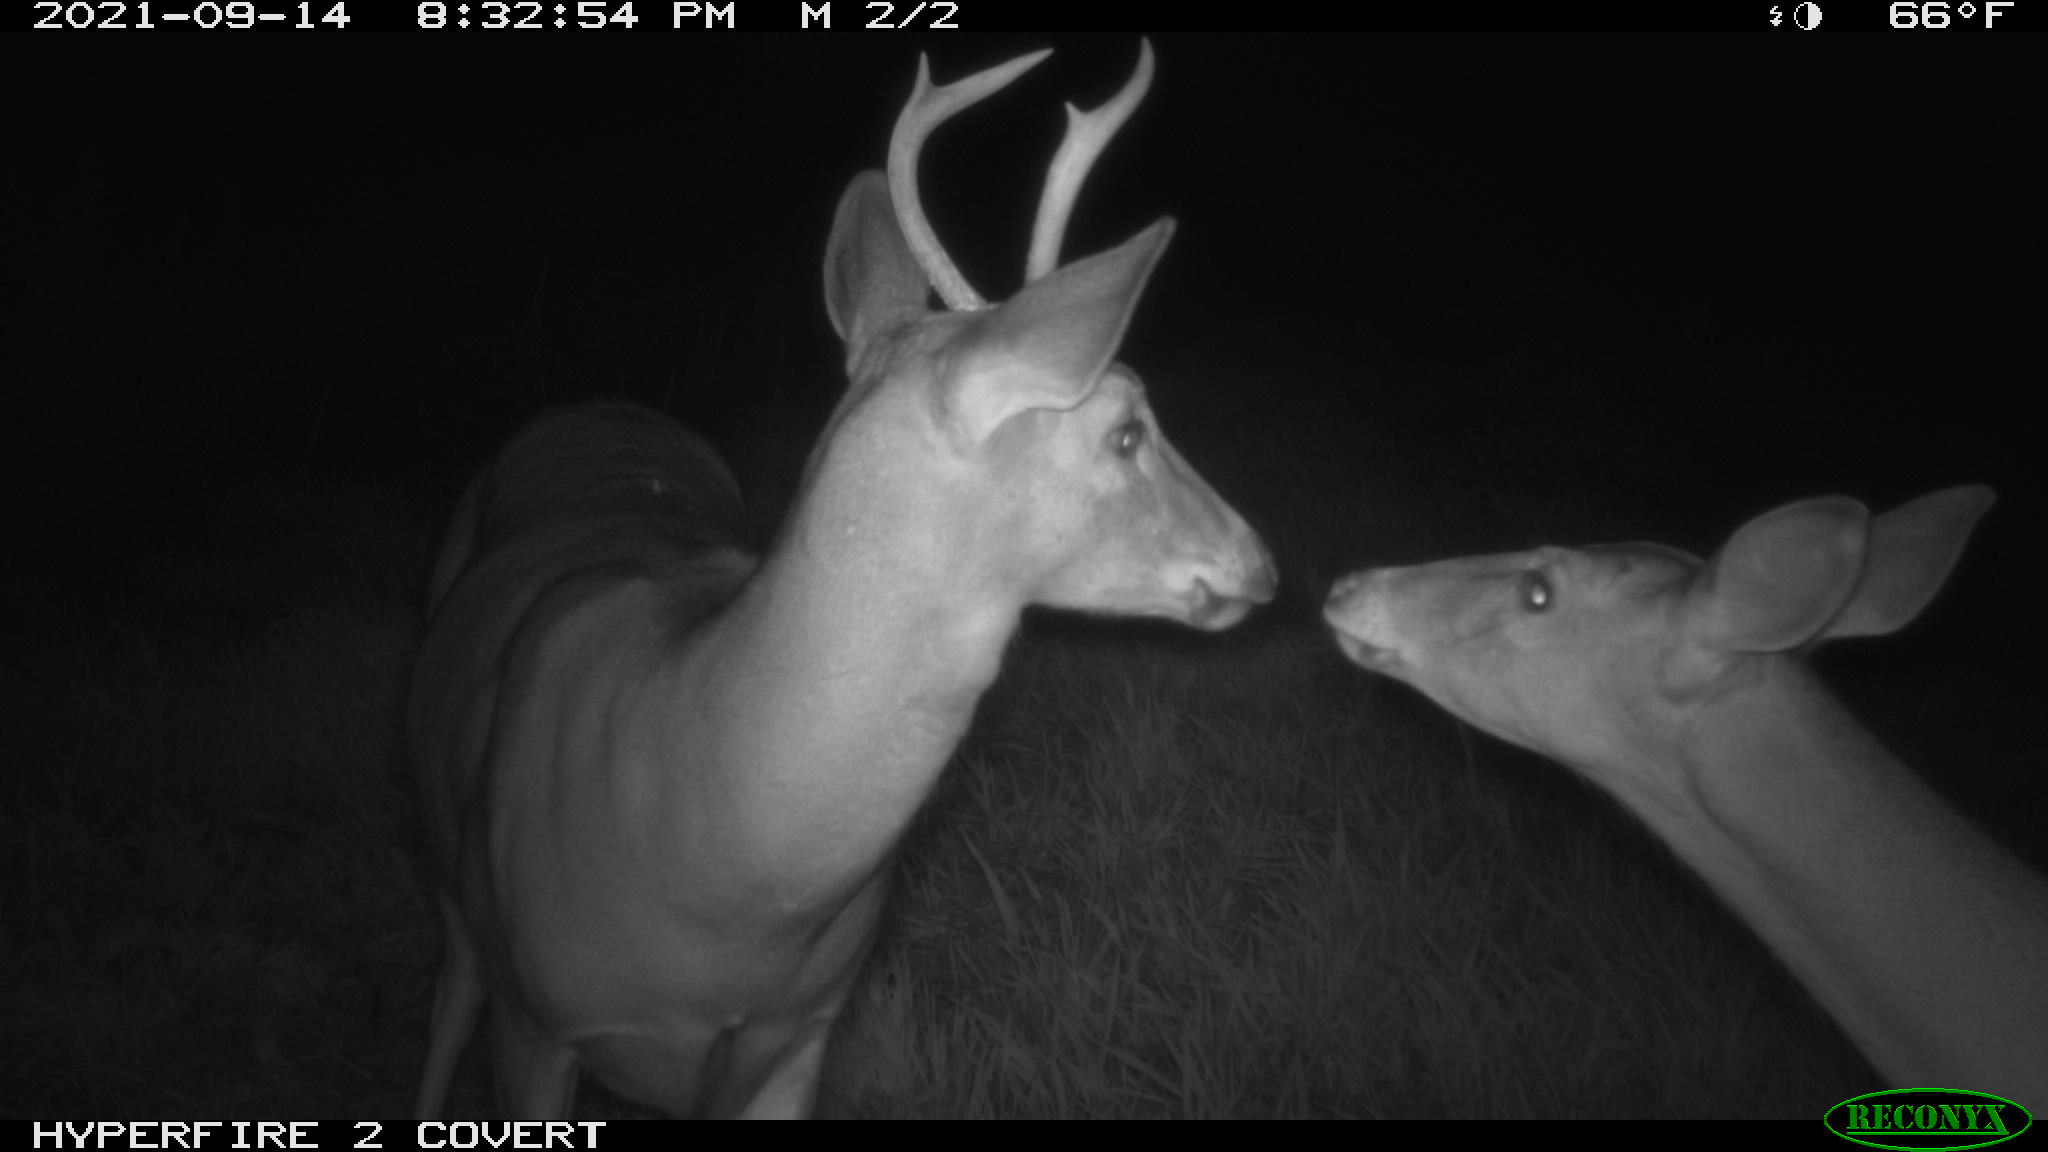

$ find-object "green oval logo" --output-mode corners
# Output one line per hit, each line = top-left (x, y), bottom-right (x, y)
(1826, 1088), (2032, 1150)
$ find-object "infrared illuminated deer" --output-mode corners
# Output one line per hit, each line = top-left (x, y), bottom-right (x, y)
(408, 41), (1274, 1119)
(1323, 487), (2047, 1108)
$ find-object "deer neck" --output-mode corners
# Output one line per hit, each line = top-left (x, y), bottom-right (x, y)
(1611, 656), (2048, 1097)
(663, 426), (1018, 905)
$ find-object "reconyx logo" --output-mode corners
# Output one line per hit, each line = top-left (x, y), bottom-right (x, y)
(1826, 1088), (2032, 1150)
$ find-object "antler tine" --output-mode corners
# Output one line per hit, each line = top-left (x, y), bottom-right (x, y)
(1025, 39), (1155, 283)
(888, 48), (1053, 312)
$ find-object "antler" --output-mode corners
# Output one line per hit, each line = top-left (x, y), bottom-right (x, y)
(1025, 39), (1155, 283)
(888, 48), (1052, 311)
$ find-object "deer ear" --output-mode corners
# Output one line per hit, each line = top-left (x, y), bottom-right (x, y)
(824, 171), (931, 357)
(1686, 496), (1868, 655)
(1823, 485), (1994, 639)
(935, 218), (1173, 443)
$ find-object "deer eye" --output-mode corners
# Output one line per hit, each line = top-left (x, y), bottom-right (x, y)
(1517, 570), (1553, 612)
(1109, 420), (1147, 459)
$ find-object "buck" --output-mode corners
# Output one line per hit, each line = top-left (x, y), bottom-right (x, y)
(408, 41), (1275, 1119)
(1323, 486), (2047, 1108)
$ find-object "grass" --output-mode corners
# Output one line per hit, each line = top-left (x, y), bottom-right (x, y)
(1, 466), (1886, 1120)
